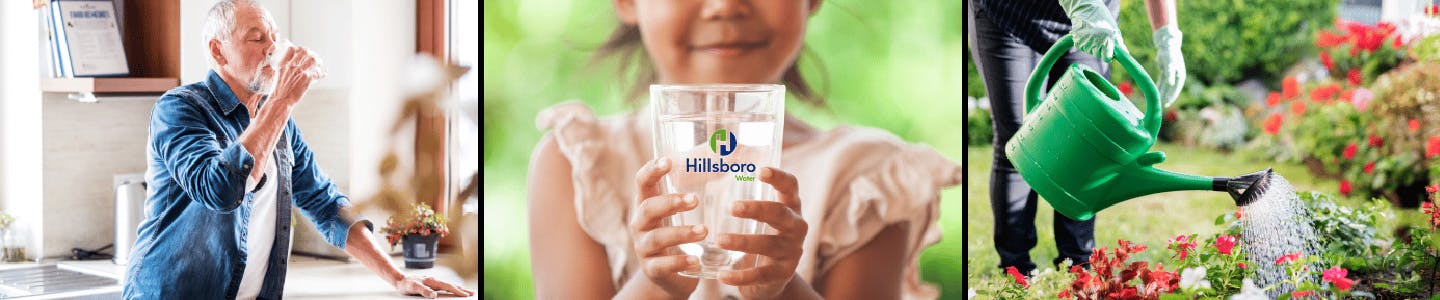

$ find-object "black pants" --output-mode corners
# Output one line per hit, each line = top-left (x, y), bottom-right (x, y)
(968, 2), (1101, 275)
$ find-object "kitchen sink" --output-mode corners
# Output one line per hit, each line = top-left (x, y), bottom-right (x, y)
(0, 265), (120, 299)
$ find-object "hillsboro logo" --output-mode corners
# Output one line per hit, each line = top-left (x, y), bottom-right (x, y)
(709, 129), (737, 156)
(688, 129), (758, 181)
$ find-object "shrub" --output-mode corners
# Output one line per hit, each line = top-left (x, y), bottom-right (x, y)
(1117, 0), (1339, 85)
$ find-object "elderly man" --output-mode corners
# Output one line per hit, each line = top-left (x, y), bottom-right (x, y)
(122, 1), (474, 299)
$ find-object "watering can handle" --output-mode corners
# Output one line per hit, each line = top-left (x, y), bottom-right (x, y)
(1024, 35), (1163, 139)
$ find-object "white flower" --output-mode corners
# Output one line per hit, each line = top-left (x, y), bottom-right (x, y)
(1180, 267), (1212, 290)
(967, 288), (976, 299)
(1229, 278), (1268, 300)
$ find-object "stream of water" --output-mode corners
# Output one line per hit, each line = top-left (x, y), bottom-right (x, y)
(1237, 173), (1325, 297)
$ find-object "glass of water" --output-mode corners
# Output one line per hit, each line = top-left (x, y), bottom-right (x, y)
(650, 84), (785, 278)
(265, 39), (326, 79)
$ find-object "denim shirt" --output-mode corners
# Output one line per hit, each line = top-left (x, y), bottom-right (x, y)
(123, 71), (366, 299)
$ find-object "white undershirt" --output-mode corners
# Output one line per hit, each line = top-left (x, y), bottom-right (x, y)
(236, 157), (279, 300)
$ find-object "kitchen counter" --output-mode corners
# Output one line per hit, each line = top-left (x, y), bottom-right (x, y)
(282, 254), (479, 299)
(47, 253), (478, 299)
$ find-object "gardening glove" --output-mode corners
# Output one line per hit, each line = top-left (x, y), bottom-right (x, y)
(1153, 24), (1186, 107)
(1059, 0), (1125, 62)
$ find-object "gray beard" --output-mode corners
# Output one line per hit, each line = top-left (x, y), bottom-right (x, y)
(247, 62), (275, 94)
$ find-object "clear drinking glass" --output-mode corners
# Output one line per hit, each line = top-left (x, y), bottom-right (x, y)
(265, 39), (326, 79)
(650, 84), (785, 278)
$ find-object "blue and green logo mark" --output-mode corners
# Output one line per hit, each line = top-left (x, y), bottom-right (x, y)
(687, 129), (757, 181)
(709, 129), (737, 156)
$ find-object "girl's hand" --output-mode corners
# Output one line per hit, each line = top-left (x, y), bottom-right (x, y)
(630, 157), (704, 298)
(719, 167), (808, 299)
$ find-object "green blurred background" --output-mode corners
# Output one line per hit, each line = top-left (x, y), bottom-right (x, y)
(483, 0), (965, 299)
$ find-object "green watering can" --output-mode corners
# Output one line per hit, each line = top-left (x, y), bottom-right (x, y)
(1003, 35), (1272, 221)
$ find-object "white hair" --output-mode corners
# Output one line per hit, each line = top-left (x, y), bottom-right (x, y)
(203, 0), (275, 68)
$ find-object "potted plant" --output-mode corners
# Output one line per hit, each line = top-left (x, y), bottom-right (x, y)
(381, 203), (449, 269)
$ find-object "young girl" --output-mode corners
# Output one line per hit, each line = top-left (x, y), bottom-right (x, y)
(527, 0), (960, 299)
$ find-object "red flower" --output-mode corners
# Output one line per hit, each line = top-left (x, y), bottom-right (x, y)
(1340, 180), (1353, 196)
(1348, 69), (1363, 86)
(1164, 109), (1177, 123)
(1423, 201), (1440, 230)
(1343, 142), (1358, 160)
(1311, 84), (1342, 102)
(1006, 266), (1029, 288)
(1238, 262), (1247, 269)
(1364, 161), (1375, 174)
(1215, 235), (1237, 255)
(1319, 51), (1335, 71)
(1235, 207), (1246, 219)
(1368, 135), (1384, 147)
(1429, 4), (1440, 17)
(1427, 183), (1439, 193)
(1283, 76), (1300, 98)
(1266, 92), (1281, 107)
(1410, 119), (1422, 133)
(1316, 30), (1348, 48)
(1118, 80), (1134, 96)
(1291, 100), (1307, 115)
(1323, 266), (1355, 291)
(1395, 35), (1405, 49)
(1168, 235), (1197, 260)
(1264, 113), (1284, 135)
(1276, 252), (1303, 265)
(1427, 136), (1440, 158)
(1292, 290), (1315, 298)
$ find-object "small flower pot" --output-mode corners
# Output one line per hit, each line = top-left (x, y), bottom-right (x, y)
(401, 233), (439, 269)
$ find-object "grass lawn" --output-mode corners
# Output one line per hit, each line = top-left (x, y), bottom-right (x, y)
(965, 142), (1342, 287)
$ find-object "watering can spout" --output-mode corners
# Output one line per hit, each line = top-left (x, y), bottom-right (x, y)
(1213, 168), (1274, 207)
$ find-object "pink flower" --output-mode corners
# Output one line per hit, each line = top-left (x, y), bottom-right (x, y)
(1235, 207), (1246, 219)
(1292, 99), (1307, 115)
(1238, 262), (1247, 269)
(1340, 180), (1353, 196)
(1323, 266), (1355, 291)
(1215, 235), (1237, 255)
(1411, 119), (1422, 133)
(1266, 92), (1282, 107)
(1292, 290), (1315, 298)
(1351, 88), (1374, 112)
(1368, 135), (1384, 147)
(1364, 161), (1375, 174)
(1348, 69), (1363, 86)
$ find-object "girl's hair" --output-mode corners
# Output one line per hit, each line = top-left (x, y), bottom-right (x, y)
(593, 24), (826, 107)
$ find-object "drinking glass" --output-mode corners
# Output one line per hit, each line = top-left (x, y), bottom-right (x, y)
(650, 84), (785, 278)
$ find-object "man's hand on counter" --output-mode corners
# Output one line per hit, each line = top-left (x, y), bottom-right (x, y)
(392, 275), (476, 298)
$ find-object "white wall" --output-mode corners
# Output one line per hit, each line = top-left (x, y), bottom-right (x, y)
(2, 0), (410, 261)
(350, 0), (415, 229)
(1, 1), (47, 261)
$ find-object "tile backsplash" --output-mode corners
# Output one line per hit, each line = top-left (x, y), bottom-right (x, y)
(38, 88), (351, 259)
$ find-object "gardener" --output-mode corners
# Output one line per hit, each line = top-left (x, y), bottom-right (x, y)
(968, 0), (1187, 275)
(121, 1), (474, 299)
